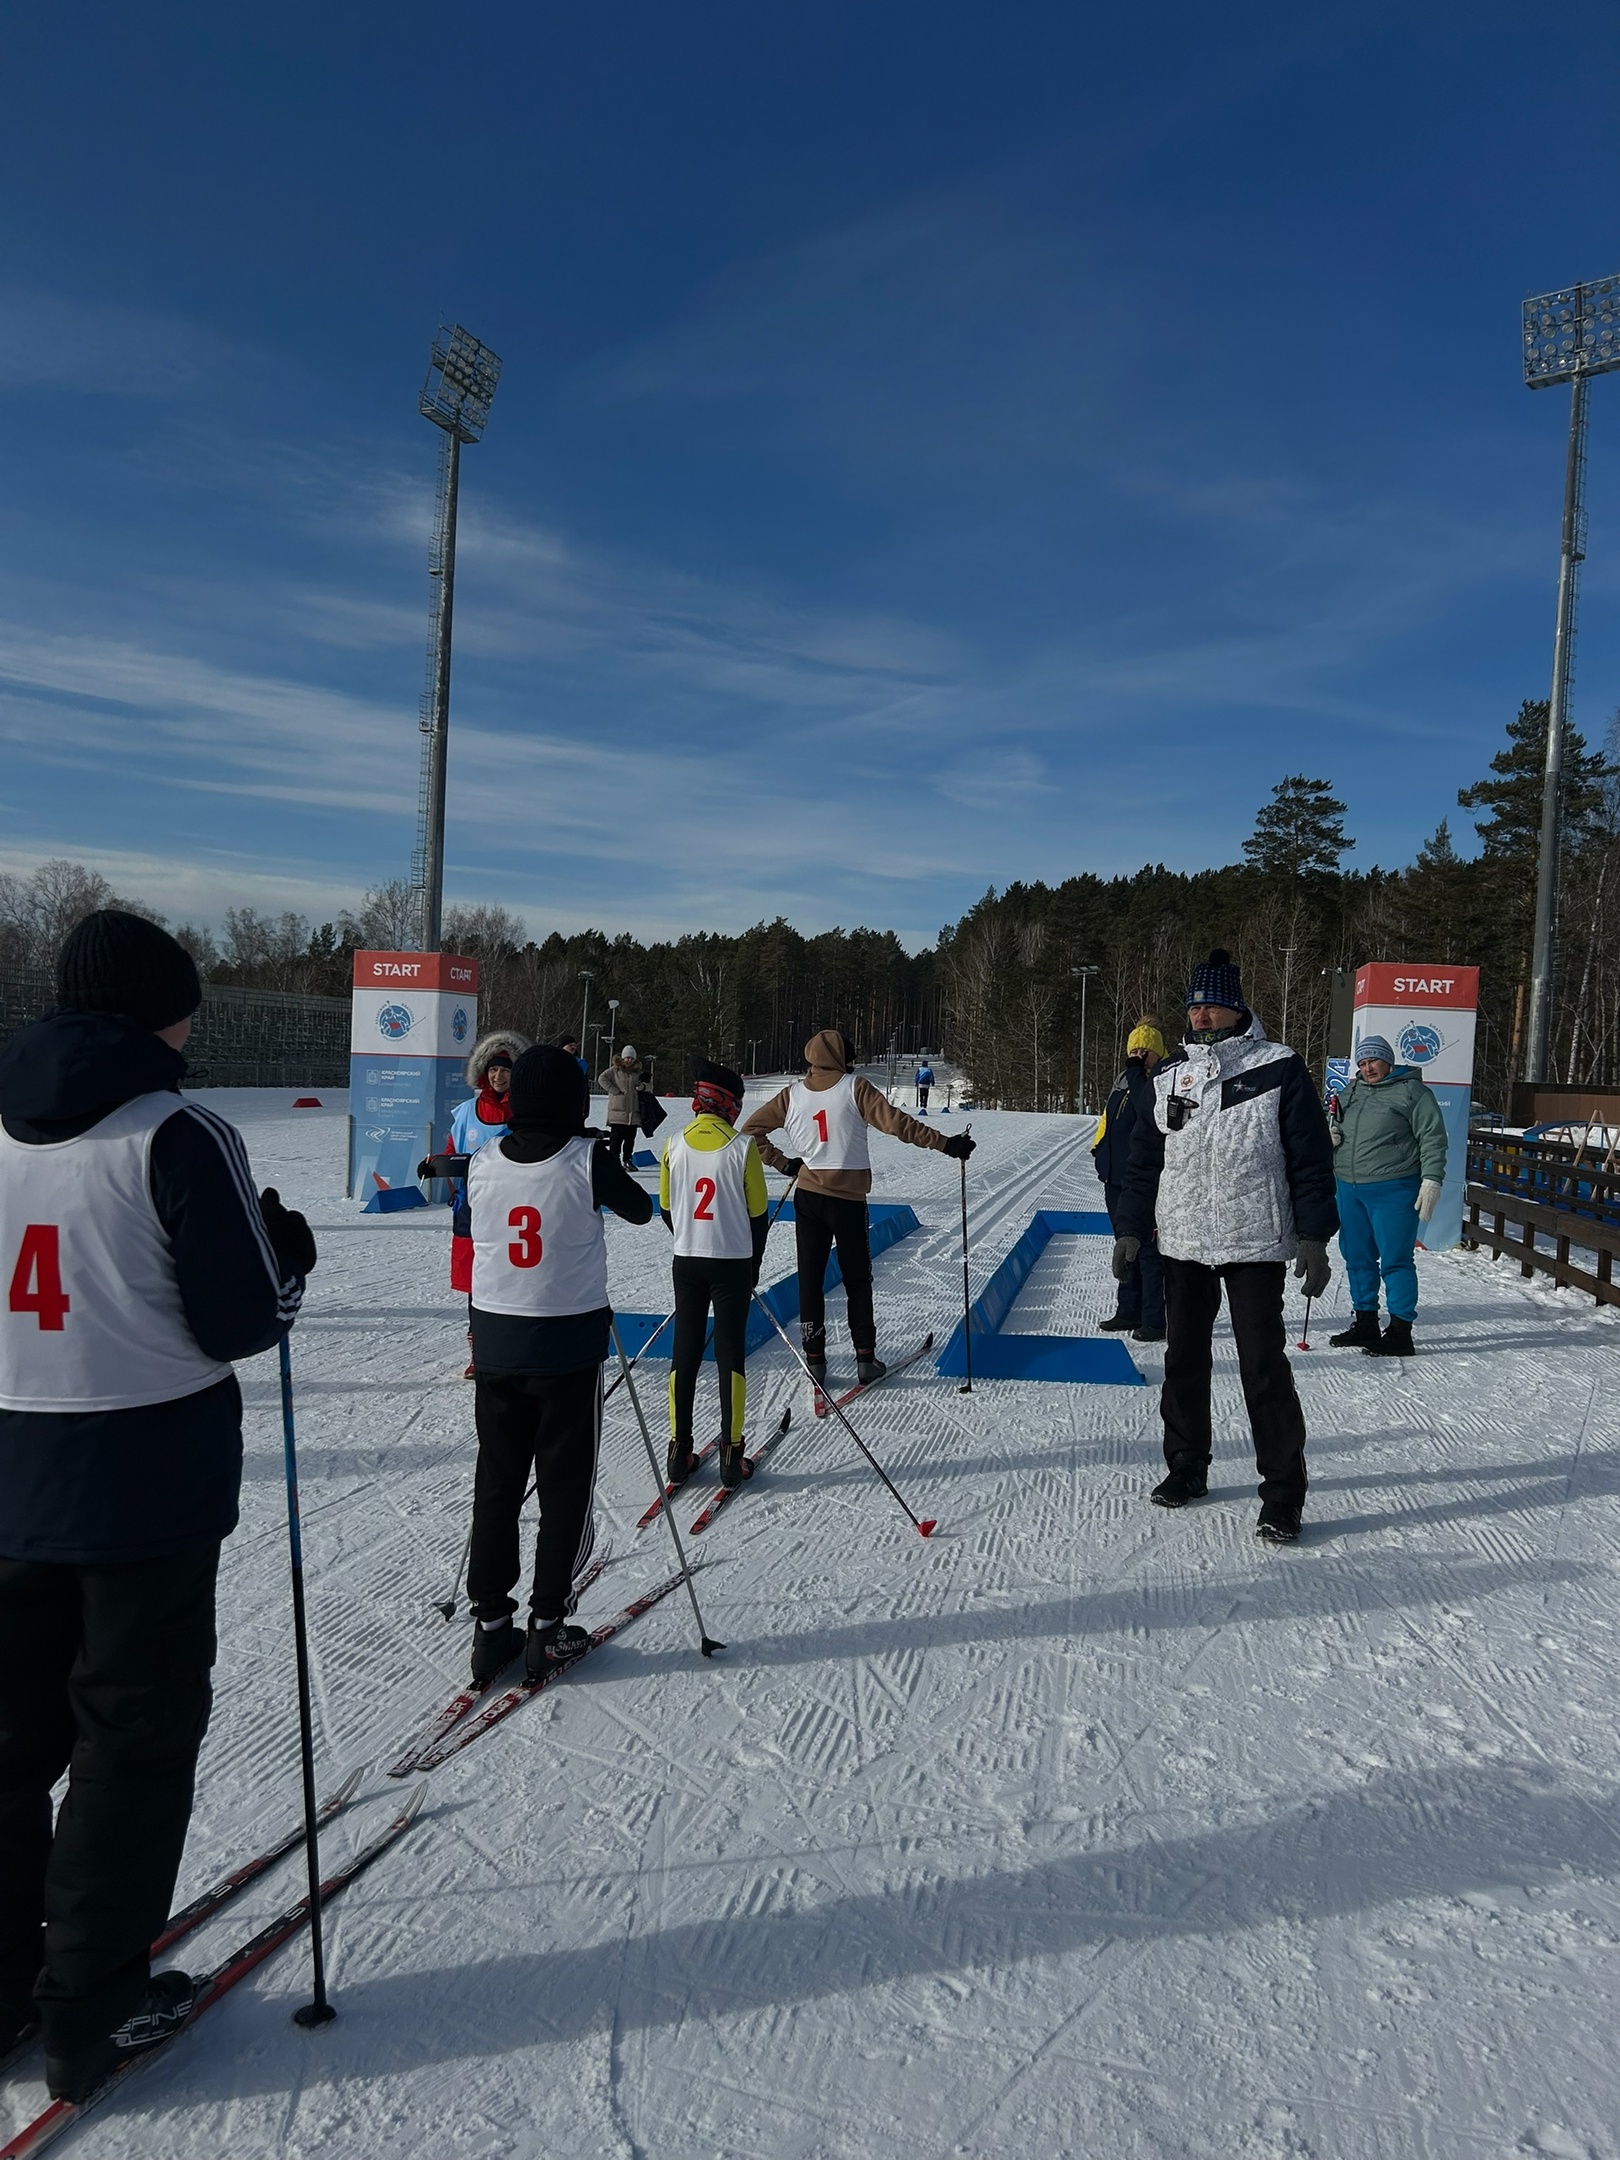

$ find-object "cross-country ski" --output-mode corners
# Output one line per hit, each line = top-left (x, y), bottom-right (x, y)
(811, 1331), (935, 1417)
(686, 1406), (794, 1533)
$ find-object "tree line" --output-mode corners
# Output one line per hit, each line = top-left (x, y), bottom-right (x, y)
(5, 697), (1614, 1111)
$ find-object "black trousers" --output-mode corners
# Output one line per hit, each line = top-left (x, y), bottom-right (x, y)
(794, 1191), (875, 1360)
(1160, 1258), (1308, 1504)
(0, 1541), (218, 2047)
(1104, 1183), (1165, 1330)
(607, 1124), (637, 1167)
(670, 1254), (752, 1447)
(916, 1086), (930, 1110)
(468, 1366), (602, 1625)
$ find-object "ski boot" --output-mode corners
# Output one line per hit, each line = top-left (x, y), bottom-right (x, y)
(470, 1615), (520, 1684)
(1365, 1317), (1414, 1357)
(1150, 1453), (1209, 1508)
(1256, 1499), (1303, 1543)
(526, 1616), (591, 1678)
(718, 1437), (754, 1491)
(46, 1969), (200, 2103)
(666, 1438), (698, 1487)
(856, 1356), (887, 1387)
(1329, 1309), (1380, 1349)
(1131, 1326), (1165, 1343)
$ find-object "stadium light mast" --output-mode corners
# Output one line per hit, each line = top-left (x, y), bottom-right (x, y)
(413, 322), (502, 952)
(1521, 275), (1620, 1082)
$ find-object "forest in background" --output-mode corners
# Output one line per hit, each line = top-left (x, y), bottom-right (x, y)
(3, 697), (1614, 1114)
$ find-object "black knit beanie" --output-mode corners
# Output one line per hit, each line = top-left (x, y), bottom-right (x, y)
(1186, 948), (1244, 1010)
(507, 1044), (589, 1135)
(56, 909), (201, 1031)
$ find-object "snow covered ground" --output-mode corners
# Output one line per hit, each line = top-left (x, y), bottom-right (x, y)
(11, 1090), (1620, 2160)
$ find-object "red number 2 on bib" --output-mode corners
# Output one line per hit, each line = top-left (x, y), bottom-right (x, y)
(693, 1177), (717, 1220)
(9, 1225), (70, 1331)
(812, 1109), (828, 1144)
(507, 1206), (543, 1268)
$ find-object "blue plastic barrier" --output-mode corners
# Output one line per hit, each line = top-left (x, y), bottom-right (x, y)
(935, 1209), (1143, 1386)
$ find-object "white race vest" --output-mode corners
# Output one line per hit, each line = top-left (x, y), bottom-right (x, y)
(469, 1137), (608, 1318)
(666, 1129), (754, 1261)
(0, 1093), (234, 1412)
(781, 1073), (870, 1173)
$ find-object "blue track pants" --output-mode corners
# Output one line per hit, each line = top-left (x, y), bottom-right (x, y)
(1335, 1175), (1421, 1322)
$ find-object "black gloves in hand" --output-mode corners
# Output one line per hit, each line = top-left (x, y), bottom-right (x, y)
(259, 1187), (316, 1278)
(779, 1157), (804, 1177)
(1293, 1238), (1331, 1298)
(943, 1134), (975, 1161)
(1111, 1235), (1140, 1282)
(415, 1157), (434, 1182)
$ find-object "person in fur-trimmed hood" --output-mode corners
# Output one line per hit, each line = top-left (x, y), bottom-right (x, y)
(1116, 950), (1337, 1545)
(743, 1029), (973, 1388)
(419, 1029), (530, 1373)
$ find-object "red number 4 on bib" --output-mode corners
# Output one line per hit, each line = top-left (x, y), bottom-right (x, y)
(9, 1225), (70, 1331)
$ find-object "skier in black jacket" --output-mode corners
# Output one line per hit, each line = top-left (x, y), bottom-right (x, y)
(0, 912), (314, 2102)
(1116, 949), (1336, 1543)
(1091, 1019), (1166, 1340)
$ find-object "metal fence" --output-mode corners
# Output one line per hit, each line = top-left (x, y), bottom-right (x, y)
(0, 972), (350, 1090)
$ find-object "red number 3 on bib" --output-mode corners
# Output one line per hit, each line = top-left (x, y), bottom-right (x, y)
(507, 1206), (543, 1268)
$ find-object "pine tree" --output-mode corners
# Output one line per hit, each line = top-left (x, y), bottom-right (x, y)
(1456, 698), (1609, 867)
(1242, 776), (1354, 878)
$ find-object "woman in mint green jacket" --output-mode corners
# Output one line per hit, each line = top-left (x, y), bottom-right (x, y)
(1326, 1036), (1447, 1357)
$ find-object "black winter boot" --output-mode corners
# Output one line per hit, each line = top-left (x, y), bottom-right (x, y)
(1366, 1317), (1415, 1357)
(1098, 1311), (1135, 1332)
(46, 1969), (199, 2102)
(471, 1616), (520, 1685)
(1329, 1310), (1380, 1349)
(1150, 1453), (1209, 1508)
(526, 1617), (591, 1678)
(1256, 1499), (1303, 1543)
(856, 1356), (887, 1387)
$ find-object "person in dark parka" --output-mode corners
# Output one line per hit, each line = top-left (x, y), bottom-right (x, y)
(1091, 1018), (1167, 1340)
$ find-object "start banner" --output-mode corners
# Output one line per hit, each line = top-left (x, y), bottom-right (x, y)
(347, 951), (479, 1204)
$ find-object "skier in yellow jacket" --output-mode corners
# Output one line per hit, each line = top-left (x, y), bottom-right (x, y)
(743, 1030), (972, 1388)
(660, 1059), (770, 1490)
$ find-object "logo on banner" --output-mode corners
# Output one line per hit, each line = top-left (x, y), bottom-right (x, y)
(1398, 1022), (1443, 1066)
(452, 1006), (469, 1042)
(377, 1003), (414, 1041)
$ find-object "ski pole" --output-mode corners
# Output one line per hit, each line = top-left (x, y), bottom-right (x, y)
(602, 1308), (676, 1404)
(277, 1334), (337, 2029)
(957, 1135), (973, 1395)
(749, 1291), (936, 1537)
(609, 1319), (723, 1656)
(1296, 1295), (1313, 1352)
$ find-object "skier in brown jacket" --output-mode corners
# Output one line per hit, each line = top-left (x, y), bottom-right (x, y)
(743, 1030), (973, 1386)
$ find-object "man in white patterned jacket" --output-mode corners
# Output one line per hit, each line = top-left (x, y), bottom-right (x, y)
(1115, 947), (1338, 1544)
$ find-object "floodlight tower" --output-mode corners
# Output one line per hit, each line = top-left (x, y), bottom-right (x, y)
(413, 322), (502, 952)
(1521, 275), (1620, 1081)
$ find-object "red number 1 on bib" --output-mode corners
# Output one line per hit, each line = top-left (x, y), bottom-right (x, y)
(9, 1225), (70, 1331)
(693, 1177), (716, 1221)
(812, 1109), (828, 1144)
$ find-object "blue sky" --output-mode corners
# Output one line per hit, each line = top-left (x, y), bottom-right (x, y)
(2, 3), (1617, 949)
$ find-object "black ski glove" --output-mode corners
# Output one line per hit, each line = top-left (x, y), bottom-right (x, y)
(943, 1134), (975, 1160)
(259, 1188), (317, 1278)
(1111, 1235), (1140, 1282)
(778, 1157), (804, 1178)
(418, 1153), (469, 1181)
(1293, 1238), (1331, 1299)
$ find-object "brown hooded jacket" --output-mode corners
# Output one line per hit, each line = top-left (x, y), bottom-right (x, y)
(741, 1029), (948, 1198)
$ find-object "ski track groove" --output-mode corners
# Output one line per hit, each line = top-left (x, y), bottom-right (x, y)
(28, 1093), (1617, 2160)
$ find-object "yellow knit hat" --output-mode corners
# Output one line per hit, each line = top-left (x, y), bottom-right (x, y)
(1126, 1018), (1166, 1059)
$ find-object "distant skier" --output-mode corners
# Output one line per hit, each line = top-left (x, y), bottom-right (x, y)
(660, 1060), (770, 1491)
(421, 1030), (529, 1378)
(1116, 950), (1337, 1543)
(1091, 1018), (1167, 1342)
(914, 1059), (935, 1113)
(743, 1030), (972, 1387)
(457, 1046), (652, 1683)
(0, 912), (314, 2102)
(1326, 1034), (1447, 1357)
